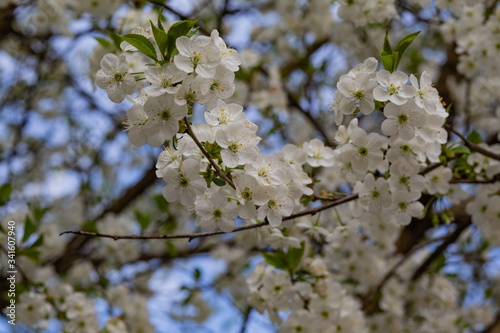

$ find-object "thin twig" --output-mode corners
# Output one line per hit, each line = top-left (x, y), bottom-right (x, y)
(184, 117), (236, 189)
(60, 193), (359, 241)
(450, 175), (499, 184)
(418, 162), (441, 175)
(446, 124), (500, 161)
(239, 306), (252, 333)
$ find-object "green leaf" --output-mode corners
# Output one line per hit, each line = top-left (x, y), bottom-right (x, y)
(186, 26), (199, 39)
(154, 194), (169, 212)
(95, 37), (111, 49)
(82, 220), (98, 233)
(393, 31), (420, 70)
(467, 130), (483, 144)
(194, 268), (201, 281)
(157, 7), (165, 31)
(165, 19), (199, 60)
(31, 234), (44, 248)
(21, 248), (40, 263)
(121, 34), (158, 60)
(450, 146), (470, 154)
(22, 215), (36, 243)
(262, 252), (287, 270)
(109, 30), (123, 50)
(383, 28), (392, 54)
(151, 20), (169, 58)
(0, 183), (13, 206)
(433, 252), (446, 272)
(380, 52), (396, 72)
(286, 242), (305, 272)
(31, 205), (49, 222)
(166, 240), (177, 257)
(134, 210), (151, 230)
(212, 178), (227, 187)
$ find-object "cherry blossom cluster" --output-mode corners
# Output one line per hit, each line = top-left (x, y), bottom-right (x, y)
(94, 23), (318, 231)
(332, 58), (449, 225)
(440, 5), (500, 79)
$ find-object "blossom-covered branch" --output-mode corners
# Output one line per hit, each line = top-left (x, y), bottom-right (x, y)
(60, 193), (359, 241)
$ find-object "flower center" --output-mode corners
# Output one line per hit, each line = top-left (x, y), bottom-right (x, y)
(241, 188), (252, 200)
(268, 199), (276, 208)
(358, 147), (368, 156)
(114, 72), (124, 82)
(353, 90), (365, 100)
(161, 79), (171, 89)
(179, 177), (190, 188)
(228, 142), (239, 153)
(213, 208), (222, 219)
(210, 80), (220, 91)
(401, 144), (412, 153)
(397, 113), (408, 125)
(398, 201), (407, 210)
(191, 53), (201, 67)
(388, 83), (398, 95)
(161, 109), (171, 121)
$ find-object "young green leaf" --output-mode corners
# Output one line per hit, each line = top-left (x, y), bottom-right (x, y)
(467, 129), (483, 144)
(0, 183), (13, 206)
(150, 20), (169, 58)
(380, 52), (396, 72)
(22, 215), (36, 243)
(109, 30), (123, 50)
(450, 146), (470, 154)
(165, 19), (199, 60)
(286, 242), (305, 272)
(31, 234), (44, 248)
(212, 178), (227, 187)
(393, 31), (420, 70)
(383, 28), (392, 55)
(121, 34), (158, 60)
(157, 7), (165, 31)
(95, 37), (112, 49)
(262, 252), (287, 270)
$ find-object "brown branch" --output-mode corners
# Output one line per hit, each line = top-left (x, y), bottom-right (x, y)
(411, 218), (472, 281)
(52, 165), (158, 273)
(363, 235), (449, 314)
(184, 117), (235, 189)
(60, 193), (359, 241)
(450, 175), (500, 184)
(446, 125), (500, 161)
(281, 37), (329, 78)
(287, 92), (336, 148)
(418, 162), (441, 175)
(95, 165), (157, 220)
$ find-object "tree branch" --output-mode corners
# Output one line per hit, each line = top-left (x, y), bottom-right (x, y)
(363, 235), (449, 314)
(184, 117), (236, 189)
(287, 92), (336, 147)
(411, 218), (472, 281)
(60, 193), (359, 241)
(446, 125), (500, 161)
